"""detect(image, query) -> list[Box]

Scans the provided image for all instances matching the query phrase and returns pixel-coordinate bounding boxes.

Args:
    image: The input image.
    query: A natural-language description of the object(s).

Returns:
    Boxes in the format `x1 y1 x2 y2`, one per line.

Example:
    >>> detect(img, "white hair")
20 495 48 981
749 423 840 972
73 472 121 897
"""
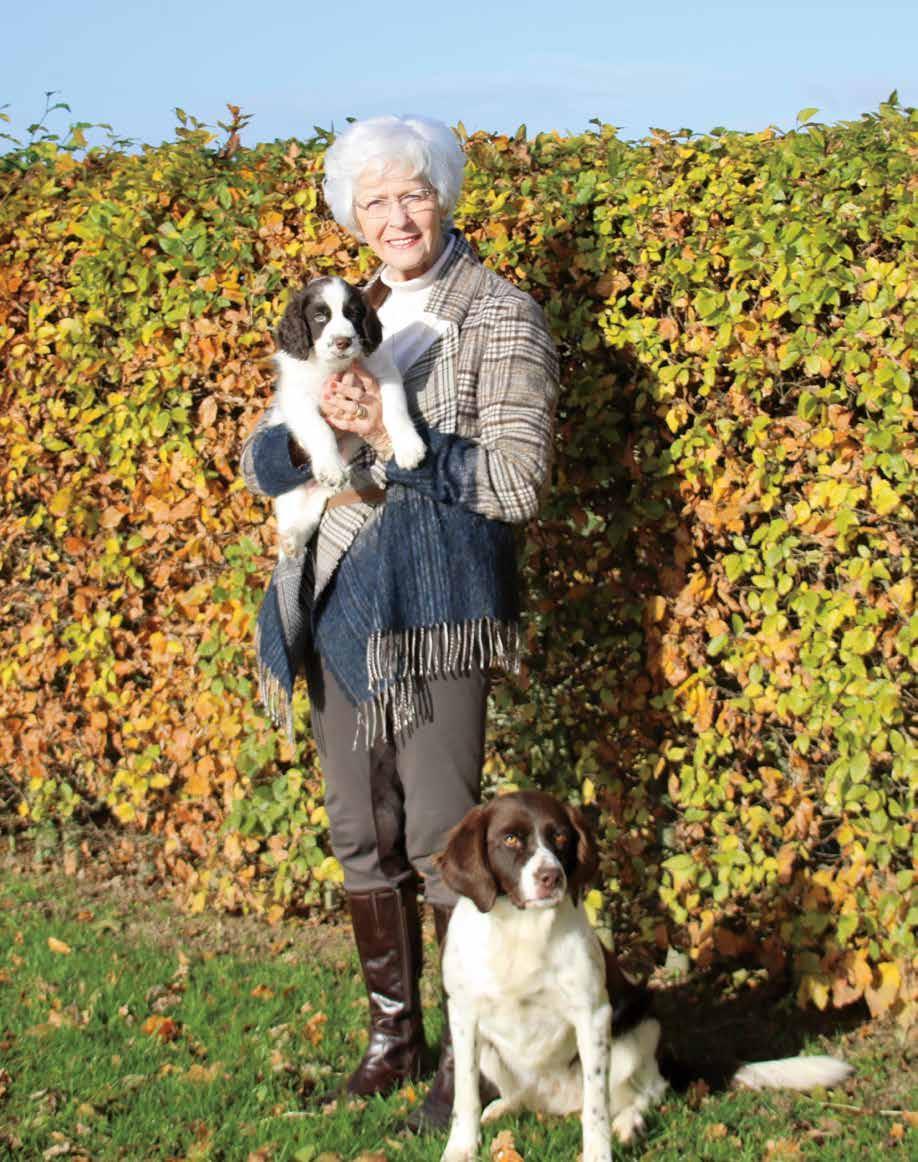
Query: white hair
322 114 466 240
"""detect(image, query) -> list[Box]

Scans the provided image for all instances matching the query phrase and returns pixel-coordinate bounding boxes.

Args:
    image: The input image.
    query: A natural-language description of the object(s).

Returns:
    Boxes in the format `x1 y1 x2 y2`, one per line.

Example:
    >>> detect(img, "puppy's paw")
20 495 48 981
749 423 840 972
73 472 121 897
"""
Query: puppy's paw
312 455 348 490
391 428 426 470
278 531 306 559
611 1105 645 1145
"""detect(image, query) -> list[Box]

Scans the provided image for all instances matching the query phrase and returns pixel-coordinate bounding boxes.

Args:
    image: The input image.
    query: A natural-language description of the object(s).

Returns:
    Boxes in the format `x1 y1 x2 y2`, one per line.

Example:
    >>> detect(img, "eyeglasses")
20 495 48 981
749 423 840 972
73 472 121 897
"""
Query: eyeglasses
353 188 438 221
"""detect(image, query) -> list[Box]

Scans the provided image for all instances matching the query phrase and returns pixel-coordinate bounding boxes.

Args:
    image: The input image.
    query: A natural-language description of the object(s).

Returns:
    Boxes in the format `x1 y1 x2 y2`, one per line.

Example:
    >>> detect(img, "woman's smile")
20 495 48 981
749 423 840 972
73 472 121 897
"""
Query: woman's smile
353 167 445 281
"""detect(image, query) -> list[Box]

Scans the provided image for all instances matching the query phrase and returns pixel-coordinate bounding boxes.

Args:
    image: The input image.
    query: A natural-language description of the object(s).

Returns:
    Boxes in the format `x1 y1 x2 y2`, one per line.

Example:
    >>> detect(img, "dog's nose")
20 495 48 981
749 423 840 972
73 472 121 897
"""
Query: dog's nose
536 866 562 892
333 336 352 351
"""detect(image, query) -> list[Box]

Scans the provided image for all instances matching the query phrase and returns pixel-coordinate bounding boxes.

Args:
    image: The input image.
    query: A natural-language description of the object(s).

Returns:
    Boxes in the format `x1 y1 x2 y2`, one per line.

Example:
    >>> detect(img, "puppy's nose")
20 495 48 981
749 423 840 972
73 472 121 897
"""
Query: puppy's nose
536 866 562 891
333 336 352 351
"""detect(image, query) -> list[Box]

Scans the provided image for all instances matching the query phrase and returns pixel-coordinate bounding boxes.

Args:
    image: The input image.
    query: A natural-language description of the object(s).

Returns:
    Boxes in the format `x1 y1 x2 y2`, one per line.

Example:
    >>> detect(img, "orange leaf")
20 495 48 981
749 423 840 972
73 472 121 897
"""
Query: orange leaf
142 1015 181 1041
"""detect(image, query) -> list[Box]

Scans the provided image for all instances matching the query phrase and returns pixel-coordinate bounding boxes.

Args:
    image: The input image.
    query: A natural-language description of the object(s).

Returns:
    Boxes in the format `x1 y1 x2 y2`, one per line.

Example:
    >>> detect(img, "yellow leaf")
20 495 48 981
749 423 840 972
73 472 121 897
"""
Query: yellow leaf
48 488 73 516
646 595 667 623
47 937 71 955
865 961 901 1017
584 889 603 927
871 477 900 516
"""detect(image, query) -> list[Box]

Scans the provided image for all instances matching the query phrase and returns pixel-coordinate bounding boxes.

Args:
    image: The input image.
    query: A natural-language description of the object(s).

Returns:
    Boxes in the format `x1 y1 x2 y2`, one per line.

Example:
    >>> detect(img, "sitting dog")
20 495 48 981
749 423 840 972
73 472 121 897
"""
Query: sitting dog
268 276 425 558
438 790 852 1162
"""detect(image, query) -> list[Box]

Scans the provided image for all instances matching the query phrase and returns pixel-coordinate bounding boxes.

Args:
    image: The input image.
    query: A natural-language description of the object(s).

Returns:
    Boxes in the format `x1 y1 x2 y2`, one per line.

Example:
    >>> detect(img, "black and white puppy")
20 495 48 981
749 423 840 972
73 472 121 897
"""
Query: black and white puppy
438 791 852 1162
269 276 425 557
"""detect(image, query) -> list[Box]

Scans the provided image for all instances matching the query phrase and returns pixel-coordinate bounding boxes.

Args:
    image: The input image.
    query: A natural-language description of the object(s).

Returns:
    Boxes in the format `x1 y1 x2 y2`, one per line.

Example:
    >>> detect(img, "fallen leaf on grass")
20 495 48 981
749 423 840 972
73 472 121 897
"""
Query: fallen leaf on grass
705 1123 728 1140
185 1062 223 1084
0 1069 10 1098
490 1129 524 1161
304 1012 328 1046
141 1015 181 1042
686 1078 710 1107
763 1140 803 1159
42 1142 72 1158
47 937 71 955
251 984 275 999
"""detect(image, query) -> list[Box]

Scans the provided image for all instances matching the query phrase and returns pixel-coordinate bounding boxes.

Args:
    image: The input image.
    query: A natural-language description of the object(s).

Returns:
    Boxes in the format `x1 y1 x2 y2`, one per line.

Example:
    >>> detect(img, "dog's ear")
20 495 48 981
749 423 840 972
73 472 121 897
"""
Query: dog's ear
436 805 498 913
277 287 314 359
357 293 383 355
563 802 599 901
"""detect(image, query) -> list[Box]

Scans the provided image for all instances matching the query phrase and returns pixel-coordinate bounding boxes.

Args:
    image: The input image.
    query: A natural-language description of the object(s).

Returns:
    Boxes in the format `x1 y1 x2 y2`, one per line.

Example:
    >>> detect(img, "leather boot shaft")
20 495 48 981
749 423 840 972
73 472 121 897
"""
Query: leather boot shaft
406 902 457 1130
346 881 426 1097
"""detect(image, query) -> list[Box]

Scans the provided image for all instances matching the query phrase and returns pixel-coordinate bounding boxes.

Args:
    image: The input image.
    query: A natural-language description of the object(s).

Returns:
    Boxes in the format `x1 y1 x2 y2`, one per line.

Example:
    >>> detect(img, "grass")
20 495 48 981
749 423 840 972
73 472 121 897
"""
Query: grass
0 851 913 1161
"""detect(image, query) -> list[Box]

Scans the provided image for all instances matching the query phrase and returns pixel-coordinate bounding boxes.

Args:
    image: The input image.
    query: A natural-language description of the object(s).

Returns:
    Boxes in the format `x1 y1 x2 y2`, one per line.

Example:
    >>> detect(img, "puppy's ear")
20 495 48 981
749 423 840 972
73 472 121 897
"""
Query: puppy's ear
357 294 383 355
277 287 314 359
436 805 498 913
563 802 599 901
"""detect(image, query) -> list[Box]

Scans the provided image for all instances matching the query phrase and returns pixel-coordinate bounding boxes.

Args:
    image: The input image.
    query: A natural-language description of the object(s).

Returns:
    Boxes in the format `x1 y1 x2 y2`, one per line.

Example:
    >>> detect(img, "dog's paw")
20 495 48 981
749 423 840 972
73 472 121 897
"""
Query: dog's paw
481 1097 515 1125
440 1143 477 1162
278 531 306 559
391 429 426 470
611 1106 646 1145
312 456 348 489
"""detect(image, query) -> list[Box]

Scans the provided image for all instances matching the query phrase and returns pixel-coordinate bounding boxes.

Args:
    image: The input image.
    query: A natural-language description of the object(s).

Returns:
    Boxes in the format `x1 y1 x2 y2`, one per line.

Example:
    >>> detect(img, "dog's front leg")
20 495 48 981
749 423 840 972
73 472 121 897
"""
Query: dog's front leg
278 383 348 489
371 352 426 470
440 995 481 1162
573 1000 613 1162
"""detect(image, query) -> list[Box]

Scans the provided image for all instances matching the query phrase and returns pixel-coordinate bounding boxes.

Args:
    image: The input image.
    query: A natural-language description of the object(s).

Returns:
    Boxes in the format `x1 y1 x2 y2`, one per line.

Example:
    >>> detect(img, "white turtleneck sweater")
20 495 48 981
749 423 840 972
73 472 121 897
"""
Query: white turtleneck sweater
376 233 455 377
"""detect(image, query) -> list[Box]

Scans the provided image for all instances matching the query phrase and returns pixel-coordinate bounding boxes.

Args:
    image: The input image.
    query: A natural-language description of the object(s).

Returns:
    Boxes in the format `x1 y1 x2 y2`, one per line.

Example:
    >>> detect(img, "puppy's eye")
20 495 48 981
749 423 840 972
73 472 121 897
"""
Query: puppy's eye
313 311 329 322
554 832 570 848
503 833 522 849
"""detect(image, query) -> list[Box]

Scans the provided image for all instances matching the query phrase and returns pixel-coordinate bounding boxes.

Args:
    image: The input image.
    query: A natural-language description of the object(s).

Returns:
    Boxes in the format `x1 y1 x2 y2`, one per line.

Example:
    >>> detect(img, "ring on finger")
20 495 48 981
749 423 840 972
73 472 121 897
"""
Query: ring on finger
355 403 368 420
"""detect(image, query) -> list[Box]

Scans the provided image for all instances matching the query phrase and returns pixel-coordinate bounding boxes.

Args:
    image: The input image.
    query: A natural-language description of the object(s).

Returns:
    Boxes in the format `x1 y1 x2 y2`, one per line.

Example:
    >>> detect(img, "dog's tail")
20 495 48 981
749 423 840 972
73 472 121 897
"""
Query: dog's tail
732 1055 853 1091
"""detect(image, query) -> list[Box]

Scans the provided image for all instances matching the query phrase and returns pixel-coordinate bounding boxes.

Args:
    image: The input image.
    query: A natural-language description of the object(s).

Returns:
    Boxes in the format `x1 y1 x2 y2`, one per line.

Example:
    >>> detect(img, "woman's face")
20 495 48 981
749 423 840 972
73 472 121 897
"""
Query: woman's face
353 166 446 282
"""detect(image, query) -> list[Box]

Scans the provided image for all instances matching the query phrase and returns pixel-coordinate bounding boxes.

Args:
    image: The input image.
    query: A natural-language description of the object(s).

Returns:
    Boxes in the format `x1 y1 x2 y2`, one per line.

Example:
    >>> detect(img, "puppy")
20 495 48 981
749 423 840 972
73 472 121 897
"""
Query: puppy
437 791 852 1162
268 276 425 557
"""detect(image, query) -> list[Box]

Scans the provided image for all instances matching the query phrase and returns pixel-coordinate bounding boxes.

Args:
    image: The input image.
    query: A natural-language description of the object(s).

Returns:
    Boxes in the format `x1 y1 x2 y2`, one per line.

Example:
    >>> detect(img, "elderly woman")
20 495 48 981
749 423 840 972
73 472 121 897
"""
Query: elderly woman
240 114 558 1128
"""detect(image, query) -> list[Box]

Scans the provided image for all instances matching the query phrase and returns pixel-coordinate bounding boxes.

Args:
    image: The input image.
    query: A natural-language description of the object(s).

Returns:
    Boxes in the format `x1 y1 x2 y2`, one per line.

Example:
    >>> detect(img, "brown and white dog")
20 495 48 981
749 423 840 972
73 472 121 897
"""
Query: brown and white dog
268 276 425 557
437 791 852 1162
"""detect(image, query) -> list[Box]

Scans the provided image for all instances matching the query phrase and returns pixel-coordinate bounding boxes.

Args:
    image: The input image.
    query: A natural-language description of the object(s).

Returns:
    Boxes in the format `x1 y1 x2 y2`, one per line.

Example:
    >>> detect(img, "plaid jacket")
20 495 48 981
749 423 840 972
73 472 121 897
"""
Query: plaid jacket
240 230 559 602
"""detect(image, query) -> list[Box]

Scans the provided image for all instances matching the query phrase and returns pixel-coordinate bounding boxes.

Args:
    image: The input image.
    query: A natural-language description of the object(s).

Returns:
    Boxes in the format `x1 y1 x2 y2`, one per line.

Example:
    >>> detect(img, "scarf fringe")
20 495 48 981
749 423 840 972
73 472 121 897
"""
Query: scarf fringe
255 623 296 747
358 617 520 747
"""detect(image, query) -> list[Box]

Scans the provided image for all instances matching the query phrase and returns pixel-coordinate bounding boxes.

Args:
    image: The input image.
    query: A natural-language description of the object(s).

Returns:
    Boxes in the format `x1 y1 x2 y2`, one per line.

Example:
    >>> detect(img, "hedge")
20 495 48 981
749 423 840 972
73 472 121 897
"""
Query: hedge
0 100 914 1015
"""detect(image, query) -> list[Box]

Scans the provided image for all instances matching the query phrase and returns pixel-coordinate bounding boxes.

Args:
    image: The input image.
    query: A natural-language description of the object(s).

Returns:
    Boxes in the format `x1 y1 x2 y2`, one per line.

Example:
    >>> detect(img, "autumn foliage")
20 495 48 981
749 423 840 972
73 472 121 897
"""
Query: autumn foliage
0 102 914 1015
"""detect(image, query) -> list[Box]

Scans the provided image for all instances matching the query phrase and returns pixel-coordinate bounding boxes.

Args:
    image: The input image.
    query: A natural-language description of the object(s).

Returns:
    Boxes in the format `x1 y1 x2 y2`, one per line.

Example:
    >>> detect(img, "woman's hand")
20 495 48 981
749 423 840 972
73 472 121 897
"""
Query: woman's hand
321 362 393 460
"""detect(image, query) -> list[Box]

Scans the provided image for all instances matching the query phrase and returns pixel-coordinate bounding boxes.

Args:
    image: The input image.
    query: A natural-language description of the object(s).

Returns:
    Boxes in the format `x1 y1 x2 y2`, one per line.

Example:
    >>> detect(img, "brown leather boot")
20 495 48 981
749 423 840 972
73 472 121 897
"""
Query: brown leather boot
345 881 426 1097
406 904 458 1131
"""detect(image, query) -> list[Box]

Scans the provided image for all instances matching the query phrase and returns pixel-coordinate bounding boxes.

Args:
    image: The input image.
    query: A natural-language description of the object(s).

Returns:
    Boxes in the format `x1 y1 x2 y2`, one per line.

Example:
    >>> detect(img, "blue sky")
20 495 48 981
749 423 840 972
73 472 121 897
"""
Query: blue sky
3 0 915 150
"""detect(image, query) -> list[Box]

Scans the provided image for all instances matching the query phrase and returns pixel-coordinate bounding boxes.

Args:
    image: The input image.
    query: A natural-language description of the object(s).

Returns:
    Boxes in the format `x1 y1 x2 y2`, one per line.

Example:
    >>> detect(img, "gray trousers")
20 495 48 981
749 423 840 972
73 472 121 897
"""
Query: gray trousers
306 653 488 907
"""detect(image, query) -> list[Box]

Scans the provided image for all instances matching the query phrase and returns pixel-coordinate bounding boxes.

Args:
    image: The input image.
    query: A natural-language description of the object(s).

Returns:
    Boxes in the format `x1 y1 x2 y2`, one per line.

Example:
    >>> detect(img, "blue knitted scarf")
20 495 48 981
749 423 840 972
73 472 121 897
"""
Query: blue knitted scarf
255 472 521 745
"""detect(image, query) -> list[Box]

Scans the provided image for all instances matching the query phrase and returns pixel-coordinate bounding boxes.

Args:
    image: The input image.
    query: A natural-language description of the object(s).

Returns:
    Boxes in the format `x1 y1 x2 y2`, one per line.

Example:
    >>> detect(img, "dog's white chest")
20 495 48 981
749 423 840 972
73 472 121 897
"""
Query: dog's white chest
478 990 578 1068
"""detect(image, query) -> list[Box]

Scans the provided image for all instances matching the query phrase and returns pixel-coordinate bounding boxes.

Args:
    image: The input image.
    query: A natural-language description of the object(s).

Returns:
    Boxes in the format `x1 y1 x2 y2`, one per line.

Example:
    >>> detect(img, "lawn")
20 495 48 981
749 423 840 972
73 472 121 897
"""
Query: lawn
0 845 913 1161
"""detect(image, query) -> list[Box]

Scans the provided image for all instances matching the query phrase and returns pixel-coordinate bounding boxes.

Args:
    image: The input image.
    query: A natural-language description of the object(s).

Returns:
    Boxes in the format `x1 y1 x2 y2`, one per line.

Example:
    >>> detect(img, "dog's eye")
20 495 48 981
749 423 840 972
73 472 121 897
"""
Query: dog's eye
554 832 570 848
503 833 523 849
